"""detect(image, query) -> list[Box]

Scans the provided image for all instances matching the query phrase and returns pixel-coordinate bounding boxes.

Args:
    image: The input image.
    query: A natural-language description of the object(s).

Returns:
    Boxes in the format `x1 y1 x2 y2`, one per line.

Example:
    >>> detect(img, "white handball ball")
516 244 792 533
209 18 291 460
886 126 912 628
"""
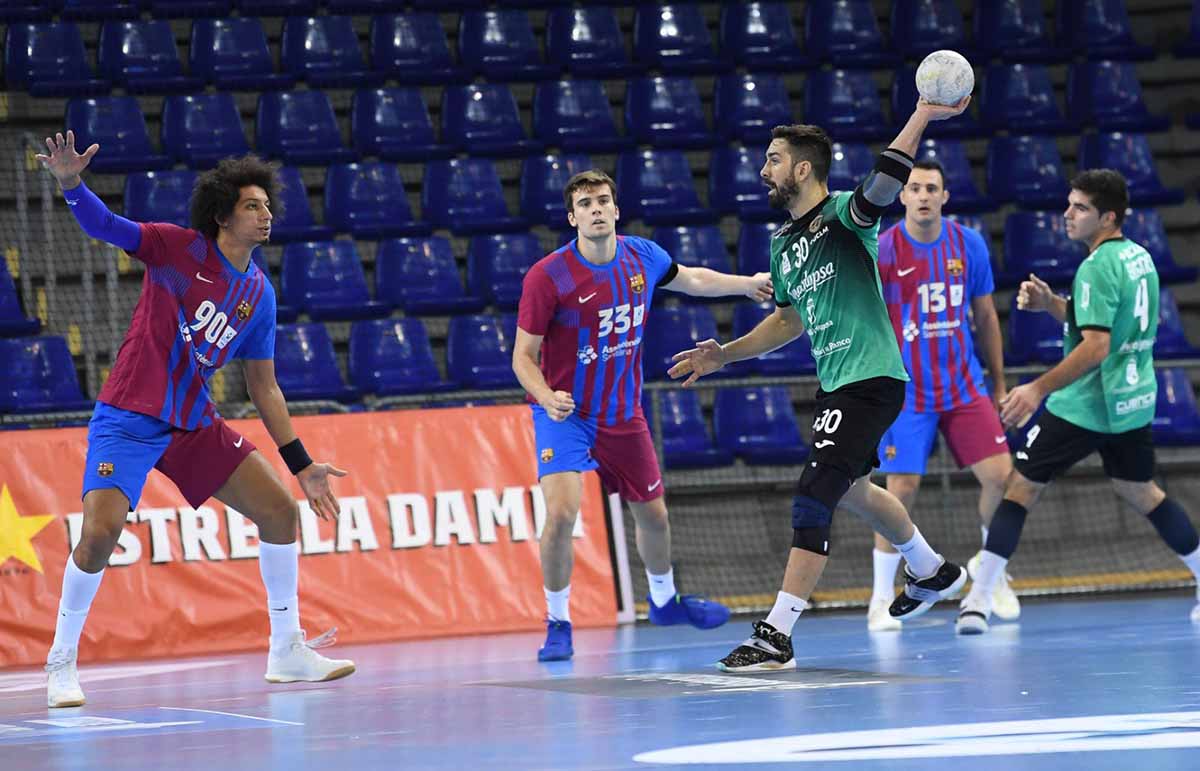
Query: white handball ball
915 49 974 106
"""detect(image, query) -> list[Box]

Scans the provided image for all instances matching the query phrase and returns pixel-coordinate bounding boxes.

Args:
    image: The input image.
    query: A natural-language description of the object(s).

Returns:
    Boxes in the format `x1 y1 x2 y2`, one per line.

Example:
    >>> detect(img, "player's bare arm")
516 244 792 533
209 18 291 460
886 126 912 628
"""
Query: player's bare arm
662 264 773 302
889 97 972 158
1018 273 1069 322
668 304 805 387
1000 328 1110 428
512 328 575 421
970 294 1008 405
244 358 347 520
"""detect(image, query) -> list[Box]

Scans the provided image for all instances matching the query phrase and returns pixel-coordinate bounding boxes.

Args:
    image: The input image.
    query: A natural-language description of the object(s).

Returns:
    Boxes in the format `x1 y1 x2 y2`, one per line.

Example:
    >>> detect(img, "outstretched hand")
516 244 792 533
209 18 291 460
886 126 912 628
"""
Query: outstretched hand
34 130 98 189
297 462 349 521
915 95 971 122
668 339 726 388
745 272 774 303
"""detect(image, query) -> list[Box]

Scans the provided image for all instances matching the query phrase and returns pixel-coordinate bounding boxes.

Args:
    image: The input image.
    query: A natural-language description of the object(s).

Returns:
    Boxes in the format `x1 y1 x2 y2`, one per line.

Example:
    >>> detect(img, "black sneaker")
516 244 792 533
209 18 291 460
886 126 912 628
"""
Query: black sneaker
889 559 967 621
716 621 795 672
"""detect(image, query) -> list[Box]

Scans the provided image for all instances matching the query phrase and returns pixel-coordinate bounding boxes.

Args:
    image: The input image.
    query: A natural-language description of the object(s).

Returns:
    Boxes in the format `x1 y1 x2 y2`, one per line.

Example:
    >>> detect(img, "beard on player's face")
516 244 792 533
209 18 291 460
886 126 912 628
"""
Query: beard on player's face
766 175 800 209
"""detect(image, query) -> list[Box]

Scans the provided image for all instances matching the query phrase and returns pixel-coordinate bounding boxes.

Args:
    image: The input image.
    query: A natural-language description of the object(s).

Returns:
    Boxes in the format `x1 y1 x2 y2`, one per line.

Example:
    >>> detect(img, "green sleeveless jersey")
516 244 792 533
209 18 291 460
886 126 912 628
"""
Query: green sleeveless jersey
1046 237 1159 433
769 192 909 392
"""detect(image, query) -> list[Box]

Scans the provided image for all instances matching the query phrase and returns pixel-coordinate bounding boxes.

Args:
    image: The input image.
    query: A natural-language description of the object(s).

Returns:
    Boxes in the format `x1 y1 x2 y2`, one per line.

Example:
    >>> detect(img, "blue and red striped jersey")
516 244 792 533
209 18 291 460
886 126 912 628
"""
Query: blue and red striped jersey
877 219 995 412
517 235 675 426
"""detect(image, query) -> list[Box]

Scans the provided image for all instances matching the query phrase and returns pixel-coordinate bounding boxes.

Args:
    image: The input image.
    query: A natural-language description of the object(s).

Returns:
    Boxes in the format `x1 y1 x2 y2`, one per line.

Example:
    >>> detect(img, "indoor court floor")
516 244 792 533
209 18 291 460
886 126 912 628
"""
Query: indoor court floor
2 592 1200 770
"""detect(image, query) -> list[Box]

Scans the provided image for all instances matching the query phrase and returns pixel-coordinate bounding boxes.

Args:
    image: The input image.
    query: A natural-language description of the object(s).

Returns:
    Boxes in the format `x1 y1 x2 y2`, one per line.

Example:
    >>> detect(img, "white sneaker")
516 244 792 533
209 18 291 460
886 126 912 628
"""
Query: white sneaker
867 597 902 631
1191 601 1200 624
264 629 356 684
46 648 85 708
969 551 1020 621
955 592 991 636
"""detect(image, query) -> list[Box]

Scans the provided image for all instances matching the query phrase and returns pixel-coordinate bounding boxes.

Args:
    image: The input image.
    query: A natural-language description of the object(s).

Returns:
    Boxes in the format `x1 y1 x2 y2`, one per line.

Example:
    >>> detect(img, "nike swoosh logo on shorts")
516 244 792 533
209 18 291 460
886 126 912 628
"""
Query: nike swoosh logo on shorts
648 479 662 492
196 272 215 284
578 292 597 303
234 436 244 448
897 267 916 277
814 440 836 449
995 436 1008 444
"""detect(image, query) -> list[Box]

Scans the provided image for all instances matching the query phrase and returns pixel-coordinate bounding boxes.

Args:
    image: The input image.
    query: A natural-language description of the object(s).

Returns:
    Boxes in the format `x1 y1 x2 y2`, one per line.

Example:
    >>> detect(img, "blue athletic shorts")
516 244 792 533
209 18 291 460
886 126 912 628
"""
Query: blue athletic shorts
531 405 664 502
82 402 173 510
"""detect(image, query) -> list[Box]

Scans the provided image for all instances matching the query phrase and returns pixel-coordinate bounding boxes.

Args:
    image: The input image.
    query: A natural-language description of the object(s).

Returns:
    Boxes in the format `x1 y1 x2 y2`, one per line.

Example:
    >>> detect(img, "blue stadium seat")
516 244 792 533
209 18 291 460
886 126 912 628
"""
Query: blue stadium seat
1078 133 1185 206
149 0 232 17
123 170 196 227
282 16 380 89
1121 209 1198 284
642 389 733 469
804 70 892 141
714 72 794 144
233 0 317 16
369 13 465 85
736 220 786 275
190 18 294 91
270 167 334 244
467 233 542 310
642 305 720 381
948 214 986 234
651 225 734 275
326 0 406 12
447 314 519 389
546 7 638 78
1006 300 1065 366
1176 3 1200 58
973 0 1064 62
0 336 91 413
281 241 388 321
1067 60 1170 133
1001 211 1086 288
1155 288 1200 360
349 318 454 397
273 323 358 403
730 301 816 375
892 64 985 139
986 135 1069 209
720 2 811 71
1 2 56 23
422 159 527 235
5 22 110 97
915 138 993 213
827 141 874 193
714 386 809 465
323 163 430 239
520 153 594 229
351 88 451 162
1056 0 1154 60
533 80 633 154
375 236 484 315
66 97 172 173
890 0 969 59
625 76 714 149
615 149 713 226
805 0 898 68
160 93 249 169
249 250 297 323
1152 368 1200 446
62 0 139 21
256 91 356 165
981 64 1077 135
459 10 556 81
442 84 543 157
709 145 774 221
634 3 727 74
0 263 40 338
97 21 203 94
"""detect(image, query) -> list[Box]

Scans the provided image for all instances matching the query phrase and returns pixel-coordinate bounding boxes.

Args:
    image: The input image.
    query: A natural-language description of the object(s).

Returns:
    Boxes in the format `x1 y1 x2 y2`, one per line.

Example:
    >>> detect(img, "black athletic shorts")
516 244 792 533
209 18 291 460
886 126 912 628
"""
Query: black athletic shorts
810 376 907 479
1013 408 1155 484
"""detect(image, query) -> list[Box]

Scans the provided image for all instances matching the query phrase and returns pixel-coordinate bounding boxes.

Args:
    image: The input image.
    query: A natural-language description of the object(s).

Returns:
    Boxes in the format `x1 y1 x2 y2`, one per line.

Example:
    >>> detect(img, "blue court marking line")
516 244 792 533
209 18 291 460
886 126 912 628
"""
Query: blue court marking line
158 707 303 726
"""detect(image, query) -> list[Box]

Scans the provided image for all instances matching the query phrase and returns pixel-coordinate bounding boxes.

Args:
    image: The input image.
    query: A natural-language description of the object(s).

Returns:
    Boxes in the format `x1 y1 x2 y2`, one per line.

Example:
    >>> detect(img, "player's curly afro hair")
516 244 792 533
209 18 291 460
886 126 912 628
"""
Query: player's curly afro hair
190 155 283 240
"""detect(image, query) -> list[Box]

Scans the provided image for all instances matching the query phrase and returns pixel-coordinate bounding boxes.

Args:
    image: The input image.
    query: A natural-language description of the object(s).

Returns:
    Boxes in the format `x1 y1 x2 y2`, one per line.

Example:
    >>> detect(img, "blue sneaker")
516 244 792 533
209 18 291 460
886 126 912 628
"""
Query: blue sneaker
537 618 573 661
647 594 730 630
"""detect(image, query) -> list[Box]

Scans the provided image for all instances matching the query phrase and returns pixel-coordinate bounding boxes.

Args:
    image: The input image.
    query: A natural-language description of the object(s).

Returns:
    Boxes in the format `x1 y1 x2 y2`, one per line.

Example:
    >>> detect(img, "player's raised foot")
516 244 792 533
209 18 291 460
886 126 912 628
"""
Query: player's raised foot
716 621 795 673
956 594 991 635
867 597 902 632
265 629 355 683
889 559 967 621
648 593 730 630
46 648 85 708
968 551 1021 621
537 618 573 662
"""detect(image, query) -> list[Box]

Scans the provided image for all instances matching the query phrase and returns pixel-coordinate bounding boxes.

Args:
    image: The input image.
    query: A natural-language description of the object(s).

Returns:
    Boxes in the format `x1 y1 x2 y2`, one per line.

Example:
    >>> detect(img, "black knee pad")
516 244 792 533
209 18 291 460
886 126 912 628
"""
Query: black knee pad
791 462 853 529
792 526 831 556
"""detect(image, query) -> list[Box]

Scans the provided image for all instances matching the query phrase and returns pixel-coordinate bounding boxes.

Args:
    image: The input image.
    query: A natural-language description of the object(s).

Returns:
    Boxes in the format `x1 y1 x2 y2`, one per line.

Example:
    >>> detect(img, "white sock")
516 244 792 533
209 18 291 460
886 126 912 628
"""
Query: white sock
258 541 301 647
973 550 1008 596
871 549 902 604
980 525 989 548
647 567 676 608
764 591 807 636
50 554 105 656
894 526 942 578
545 585 570 622
1180 544 1200 594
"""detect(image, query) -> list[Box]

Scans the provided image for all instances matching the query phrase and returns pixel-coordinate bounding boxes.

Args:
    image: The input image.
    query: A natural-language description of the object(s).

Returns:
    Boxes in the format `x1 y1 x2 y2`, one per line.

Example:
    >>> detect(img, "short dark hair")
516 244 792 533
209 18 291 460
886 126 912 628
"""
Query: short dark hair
563 169 617 212
190 155 282 240
1070 169 1128 226
770 124 832 183
910 159 947 189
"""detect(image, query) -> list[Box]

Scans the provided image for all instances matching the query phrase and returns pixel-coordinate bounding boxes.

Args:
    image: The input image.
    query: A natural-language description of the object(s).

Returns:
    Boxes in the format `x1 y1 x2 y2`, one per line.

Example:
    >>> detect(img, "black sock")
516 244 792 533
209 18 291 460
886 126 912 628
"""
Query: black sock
985 499 1028 559
1147 497 1200 556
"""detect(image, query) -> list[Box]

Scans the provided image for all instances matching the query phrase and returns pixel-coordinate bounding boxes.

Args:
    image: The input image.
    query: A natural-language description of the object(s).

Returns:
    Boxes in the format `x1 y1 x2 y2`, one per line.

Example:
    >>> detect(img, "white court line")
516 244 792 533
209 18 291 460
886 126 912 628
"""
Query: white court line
158 707 303 726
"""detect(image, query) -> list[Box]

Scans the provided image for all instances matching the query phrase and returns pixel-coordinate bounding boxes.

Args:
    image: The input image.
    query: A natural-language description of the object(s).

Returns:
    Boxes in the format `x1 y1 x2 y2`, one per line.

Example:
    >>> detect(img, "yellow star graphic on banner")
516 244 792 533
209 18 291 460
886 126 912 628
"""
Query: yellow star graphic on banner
0 483 55 573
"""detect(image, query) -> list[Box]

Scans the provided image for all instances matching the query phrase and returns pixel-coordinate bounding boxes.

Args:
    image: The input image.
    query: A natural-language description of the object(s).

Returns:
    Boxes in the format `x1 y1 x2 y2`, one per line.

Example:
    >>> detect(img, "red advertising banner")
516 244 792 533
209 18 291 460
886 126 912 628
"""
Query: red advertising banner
0 406 616 668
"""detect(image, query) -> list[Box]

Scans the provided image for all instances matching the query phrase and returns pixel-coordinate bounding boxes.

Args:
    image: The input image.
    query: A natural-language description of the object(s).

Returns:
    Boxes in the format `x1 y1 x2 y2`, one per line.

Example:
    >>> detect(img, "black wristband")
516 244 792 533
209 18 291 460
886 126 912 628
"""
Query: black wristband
279 438 313 475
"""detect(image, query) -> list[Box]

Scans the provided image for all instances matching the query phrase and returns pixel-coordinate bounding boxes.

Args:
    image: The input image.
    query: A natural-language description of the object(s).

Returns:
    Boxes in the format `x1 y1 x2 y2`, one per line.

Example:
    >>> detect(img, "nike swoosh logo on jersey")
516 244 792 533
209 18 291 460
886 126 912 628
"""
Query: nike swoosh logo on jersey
1016 451 1029 460
897 267 916 277
196 272 215 284
814 440 836 449
234 436 244 448
578 292 597 303
648 479 662 492
995 436 1008 444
